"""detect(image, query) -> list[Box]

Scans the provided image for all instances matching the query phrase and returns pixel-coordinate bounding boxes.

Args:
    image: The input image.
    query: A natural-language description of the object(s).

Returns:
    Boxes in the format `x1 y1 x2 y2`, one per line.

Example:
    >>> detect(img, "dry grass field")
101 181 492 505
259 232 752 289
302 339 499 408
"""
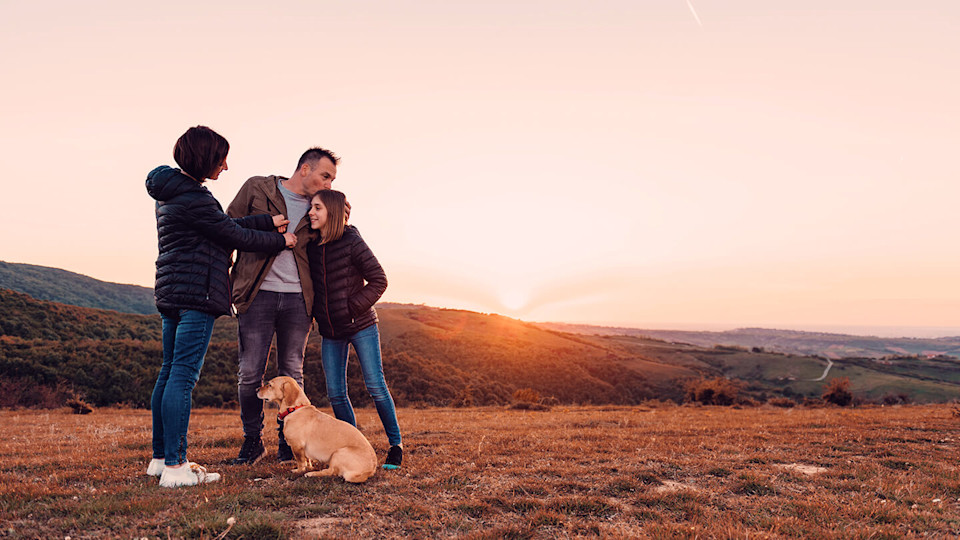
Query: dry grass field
1 404 958 539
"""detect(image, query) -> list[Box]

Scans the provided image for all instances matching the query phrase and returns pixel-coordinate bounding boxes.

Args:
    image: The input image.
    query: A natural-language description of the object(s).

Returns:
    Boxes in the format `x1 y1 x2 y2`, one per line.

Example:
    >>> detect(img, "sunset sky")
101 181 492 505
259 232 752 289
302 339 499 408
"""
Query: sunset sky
1 1 958 336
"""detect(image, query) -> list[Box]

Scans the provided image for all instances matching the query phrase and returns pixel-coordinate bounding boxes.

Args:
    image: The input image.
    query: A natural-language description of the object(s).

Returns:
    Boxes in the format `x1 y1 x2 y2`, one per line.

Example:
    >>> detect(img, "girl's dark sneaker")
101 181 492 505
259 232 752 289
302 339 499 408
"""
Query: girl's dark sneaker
383 445 402 470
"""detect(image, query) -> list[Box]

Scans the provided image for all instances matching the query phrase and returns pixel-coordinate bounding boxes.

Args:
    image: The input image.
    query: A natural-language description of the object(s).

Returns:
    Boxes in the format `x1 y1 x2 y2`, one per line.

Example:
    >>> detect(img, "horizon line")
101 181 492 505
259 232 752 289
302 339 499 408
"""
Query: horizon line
4 260 959 340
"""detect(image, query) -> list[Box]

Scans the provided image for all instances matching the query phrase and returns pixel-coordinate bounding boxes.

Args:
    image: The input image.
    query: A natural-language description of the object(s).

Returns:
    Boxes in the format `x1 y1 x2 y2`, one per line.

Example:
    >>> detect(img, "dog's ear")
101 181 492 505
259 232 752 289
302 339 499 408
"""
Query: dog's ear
280 380 290 400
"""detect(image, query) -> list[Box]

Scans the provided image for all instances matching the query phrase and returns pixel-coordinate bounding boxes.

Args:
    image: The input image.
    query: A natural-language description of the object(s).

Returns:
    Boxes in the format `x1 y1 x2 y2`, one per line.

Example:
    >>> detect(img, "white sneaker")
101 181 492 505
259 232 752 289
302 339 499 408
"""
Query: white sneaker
159 463 221 488
146 458 165 477
147 459 199 477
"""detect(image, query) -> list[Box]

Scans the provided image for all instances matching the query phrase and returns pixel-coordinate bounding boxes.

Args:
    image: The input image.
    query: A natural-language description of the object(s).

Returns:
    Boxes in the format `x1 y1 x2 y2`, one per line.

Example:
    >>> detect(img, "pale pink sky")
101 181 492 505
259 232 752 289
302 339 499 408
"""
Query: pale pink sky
1 1 959 335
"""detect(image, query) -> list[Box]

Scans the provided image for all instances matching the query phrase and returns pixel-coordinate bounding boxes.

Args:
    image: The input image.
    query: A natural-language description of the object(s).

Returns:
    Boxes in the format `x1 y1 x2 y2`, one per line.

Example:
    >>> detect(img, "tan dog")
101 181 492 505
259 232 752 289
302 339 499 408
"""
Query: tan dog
256 376 377 483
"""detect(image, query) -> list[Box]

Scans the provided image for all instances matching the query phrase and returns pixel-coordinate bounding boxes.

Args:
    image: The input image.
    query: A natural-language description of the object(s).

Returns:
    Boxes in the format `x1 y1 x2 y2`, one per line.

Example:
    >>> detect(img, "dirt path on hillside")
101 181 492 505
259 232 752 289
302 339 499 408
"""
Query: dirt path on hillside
811 357 834 381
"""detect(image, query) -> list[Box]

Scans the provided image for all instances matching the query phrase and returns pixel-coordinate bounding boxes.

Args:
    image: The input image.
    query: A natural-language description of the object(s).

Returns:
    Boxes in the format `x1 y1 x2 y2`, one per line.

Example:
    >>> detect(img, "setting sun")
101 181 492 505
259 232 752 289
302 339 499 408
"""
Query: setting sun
497 285 531 313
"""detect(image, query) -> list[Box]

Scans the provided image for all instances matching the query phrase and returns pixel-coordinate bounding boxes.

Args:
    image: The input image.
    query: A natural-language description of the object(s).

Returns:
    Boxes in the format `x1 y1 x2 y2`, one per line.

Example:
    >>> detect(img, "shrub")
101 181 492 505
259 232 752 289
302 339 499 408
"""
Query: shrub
685 377 741 406
822 377 853 407
509 401 550 411
66 397 93 414
541 396 560 406
802 397 824 407
0 377 72 408
513 388 541 404
714 345 748 352
509 387 551 410
734 396 760 407
881 392 910 405
767 397 796 408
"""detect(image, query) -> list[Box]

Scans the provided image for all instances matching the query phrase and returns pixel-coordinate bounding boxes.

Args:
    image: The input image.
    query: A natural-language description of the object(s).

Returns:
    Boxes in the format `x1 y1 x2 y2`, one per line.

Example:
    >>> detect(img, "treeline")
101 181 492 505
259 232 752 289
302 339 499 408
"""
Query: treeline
0 335 677 409
0 288 238 343
0 291 687 408
0 289 161 341
0 290 682 407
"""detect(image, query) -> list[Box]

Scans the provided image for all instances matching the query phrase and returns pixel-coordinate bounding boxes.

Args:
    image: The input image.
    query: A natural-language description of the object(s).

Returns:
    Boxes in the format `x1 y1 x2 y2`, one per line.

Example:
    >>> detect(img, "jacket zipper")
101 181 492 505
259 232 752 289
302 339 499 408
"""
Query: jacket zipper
241 190 285 306
322 244 335 337
244 260 271 305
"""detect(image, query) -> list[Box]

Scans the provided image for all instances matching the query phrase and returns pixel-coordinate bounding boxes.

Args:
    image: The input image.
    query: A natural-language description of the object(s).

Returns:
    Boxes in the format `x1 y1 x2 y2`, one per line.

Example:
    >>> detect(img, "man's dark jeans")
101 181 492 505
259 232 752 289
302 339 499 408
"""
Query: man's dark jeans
237 291 312 438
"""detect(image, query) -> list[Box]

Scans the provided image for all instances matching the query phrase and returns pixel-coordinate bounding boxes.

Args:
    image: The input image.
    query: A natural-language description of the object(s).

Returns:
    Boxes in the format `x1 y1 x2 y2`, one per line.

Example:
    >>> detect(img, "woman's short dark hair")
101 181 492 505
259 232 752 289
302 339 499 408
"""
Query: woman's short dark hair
173 126 229 181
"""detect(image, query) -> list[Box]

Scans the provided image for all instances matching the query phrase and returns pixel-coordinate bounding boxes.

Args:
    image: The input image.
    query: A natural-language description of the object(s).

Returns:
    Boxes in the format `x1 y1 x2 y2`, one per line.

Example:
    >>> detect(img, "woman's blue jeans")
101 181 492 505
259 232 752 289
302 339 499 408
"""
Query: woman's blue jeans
321 323 402 446
151 309 216 466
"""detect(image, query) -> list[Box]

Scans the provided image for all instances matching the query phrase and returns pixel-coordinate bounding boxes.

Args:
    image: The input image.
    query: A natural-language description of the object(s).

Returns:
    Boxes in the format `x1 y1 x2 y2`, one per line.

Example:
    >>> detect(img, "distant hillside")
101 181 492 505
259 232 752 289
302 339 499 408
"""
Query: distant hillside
376 305 694 405
556 331 960 404
3 289 960 408
0 290 695 408
0 261 156 314
537 323 960 360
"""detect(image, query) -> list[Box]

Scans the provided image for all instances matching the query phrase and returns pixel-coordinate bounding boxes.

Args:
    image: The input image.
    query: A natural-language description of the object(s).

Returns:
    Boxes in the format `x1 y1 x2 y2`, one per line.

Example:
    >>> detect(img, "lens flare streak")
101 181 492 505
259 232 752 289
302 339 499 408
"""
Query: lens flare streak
686 0 703 27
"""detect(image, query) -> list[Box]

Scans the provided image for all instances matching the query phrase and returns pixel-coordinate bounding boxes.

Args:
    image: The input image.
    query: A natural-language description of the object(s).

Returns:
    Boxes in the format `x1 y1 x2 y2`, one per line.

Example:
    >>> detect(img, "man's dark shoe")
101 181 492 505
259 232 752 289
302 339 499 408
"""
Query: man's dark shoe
383 445 402 470
228 436 264 465
277 421 294 463
277 439 294 463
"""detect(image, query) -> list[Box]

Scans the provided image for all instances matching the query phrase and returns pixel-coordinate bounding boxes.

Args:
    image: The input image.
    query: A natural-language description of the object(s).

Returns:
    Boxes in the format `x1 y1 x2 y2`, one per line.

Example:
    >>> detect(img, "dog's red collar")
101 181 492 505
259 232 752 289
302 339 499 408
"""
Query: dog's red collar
277 405 306 421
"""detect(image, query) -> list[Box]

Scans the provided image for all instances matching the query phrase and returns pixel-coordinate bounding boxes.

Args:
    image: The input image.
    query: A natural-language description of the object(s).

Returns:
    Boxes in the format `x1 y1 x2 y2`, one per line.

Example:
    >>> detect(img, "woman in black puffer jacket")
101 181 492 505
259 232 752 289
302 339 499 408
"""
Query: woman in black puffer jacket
306 189 403 469
145 126 296 488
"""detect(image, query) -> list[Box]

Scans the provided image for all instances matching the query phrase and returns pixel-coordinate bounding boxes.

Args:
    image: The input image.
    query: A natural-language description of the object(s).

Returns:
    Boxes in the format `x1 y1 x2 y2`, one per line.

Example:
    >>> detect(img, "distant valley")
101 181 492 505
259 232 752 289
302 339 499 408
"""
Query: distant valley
536 323 960 361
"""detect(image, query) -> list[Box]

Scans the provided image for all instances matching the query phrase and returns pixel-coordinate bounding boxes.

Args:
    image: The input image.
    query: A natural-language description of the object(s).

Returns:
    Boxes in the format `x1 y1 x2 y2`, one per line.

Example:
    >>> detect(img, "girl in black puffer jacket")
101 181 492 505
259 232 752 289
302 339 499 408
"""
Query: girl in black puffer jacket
306 189 403 469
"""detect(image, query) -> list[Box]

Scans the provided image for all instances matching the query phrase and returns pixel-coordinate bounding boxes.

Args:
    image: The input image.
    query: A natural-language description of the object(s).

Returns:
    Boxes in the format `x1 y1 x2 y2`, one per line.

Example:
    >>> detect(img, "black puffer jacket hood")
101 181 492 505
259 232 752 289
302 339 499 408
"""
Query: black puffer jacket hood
147 165 286 316
307 225 387 338
146 165 201 202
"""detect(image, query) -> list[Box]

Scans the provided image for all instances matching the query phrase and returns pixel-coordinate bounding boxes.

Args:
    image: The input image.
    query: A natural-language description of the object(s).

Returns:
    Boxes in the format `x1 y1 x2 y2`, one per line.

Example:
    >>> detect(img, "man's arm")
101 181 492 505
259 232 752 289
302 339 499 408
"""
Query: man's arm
226 179 254 219
227 178 288 231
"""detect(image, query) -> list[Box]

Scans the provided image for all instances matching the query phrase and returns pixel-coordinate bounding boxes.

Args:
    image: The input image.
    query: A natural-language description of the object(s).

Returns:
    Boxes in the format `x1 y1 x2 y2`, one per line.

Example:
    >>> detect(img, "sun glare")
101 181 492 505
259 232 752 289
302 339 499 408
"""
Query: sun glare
497 287 530 312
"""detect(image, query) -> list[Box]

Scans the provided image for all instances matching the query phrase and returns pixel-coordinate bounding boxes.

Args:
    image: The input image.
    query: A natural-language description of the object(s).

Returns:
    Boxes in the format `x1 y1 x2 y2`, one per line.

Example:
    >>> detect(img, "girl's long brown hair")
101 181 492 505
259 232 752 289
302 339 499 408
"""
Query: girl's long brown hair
312 189 347 245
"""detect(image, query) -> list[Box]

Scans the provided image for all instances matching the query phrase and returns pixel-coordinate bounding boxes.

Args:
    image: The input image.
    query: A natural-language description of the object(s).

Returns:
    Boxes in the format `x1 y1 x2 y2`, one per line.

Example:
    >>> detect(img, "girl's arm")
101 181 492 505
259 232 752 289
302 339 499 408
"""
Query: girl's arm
348 235 388 317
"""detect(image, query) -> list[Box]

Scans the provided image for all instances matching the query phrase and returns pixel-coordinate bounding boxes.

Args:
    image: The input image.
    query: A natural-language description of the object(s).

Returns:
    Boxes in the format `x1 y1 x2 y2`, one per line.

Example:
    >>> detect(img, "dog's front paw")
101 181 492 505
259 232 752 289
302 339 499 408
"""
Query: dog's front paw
292 460 314 474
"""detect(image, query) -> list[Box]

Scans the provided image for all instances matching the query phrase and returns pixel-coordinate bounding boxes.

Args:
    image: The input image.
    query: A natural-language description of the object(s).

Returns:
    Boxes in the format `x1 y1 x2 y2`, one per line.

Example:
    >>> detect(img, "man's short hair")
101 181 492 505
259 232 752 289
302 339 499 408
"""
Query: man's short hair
173 126 229 182
296 147 340 170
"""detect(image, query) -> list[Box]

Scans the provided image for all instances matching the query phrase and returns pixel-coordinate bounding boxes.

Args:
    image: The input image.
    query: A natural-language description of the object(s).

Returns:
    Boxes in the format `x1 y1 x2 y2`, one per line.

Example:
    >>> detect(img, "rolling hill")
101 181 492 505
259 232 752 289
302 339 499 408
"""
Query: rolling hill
0 261 156 315
0 289 697 408
3 287 960 408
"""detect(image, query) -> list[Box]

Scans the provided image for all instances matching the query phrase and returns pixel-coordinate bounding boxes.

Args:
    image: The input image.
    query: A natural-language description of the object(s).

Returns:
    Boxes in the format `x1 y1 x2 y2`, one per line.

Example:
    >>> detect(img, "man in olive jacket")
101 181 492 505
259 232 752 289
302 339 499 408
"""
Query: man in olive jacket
225 147 339 464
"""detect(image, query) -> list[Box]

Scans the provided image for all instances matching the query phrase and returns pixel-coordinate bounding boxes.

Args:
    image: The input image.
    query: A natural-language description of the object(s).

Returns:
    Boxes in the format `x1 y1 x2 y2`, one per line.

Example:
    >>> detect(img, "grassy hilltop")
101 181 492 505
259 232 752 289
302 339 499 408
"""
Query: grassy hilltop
2 268 960 537
1 404 957 538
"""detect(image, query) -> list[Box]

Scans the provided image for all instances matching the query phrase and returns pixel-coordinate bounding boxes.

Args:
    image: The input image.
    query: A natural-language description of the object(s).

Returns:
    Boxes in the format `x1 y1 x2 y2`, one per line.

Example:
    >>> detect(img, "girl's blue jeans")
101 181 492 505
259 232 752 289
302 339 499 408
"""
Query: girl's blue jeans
151 309 216 466
321 323 402 446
